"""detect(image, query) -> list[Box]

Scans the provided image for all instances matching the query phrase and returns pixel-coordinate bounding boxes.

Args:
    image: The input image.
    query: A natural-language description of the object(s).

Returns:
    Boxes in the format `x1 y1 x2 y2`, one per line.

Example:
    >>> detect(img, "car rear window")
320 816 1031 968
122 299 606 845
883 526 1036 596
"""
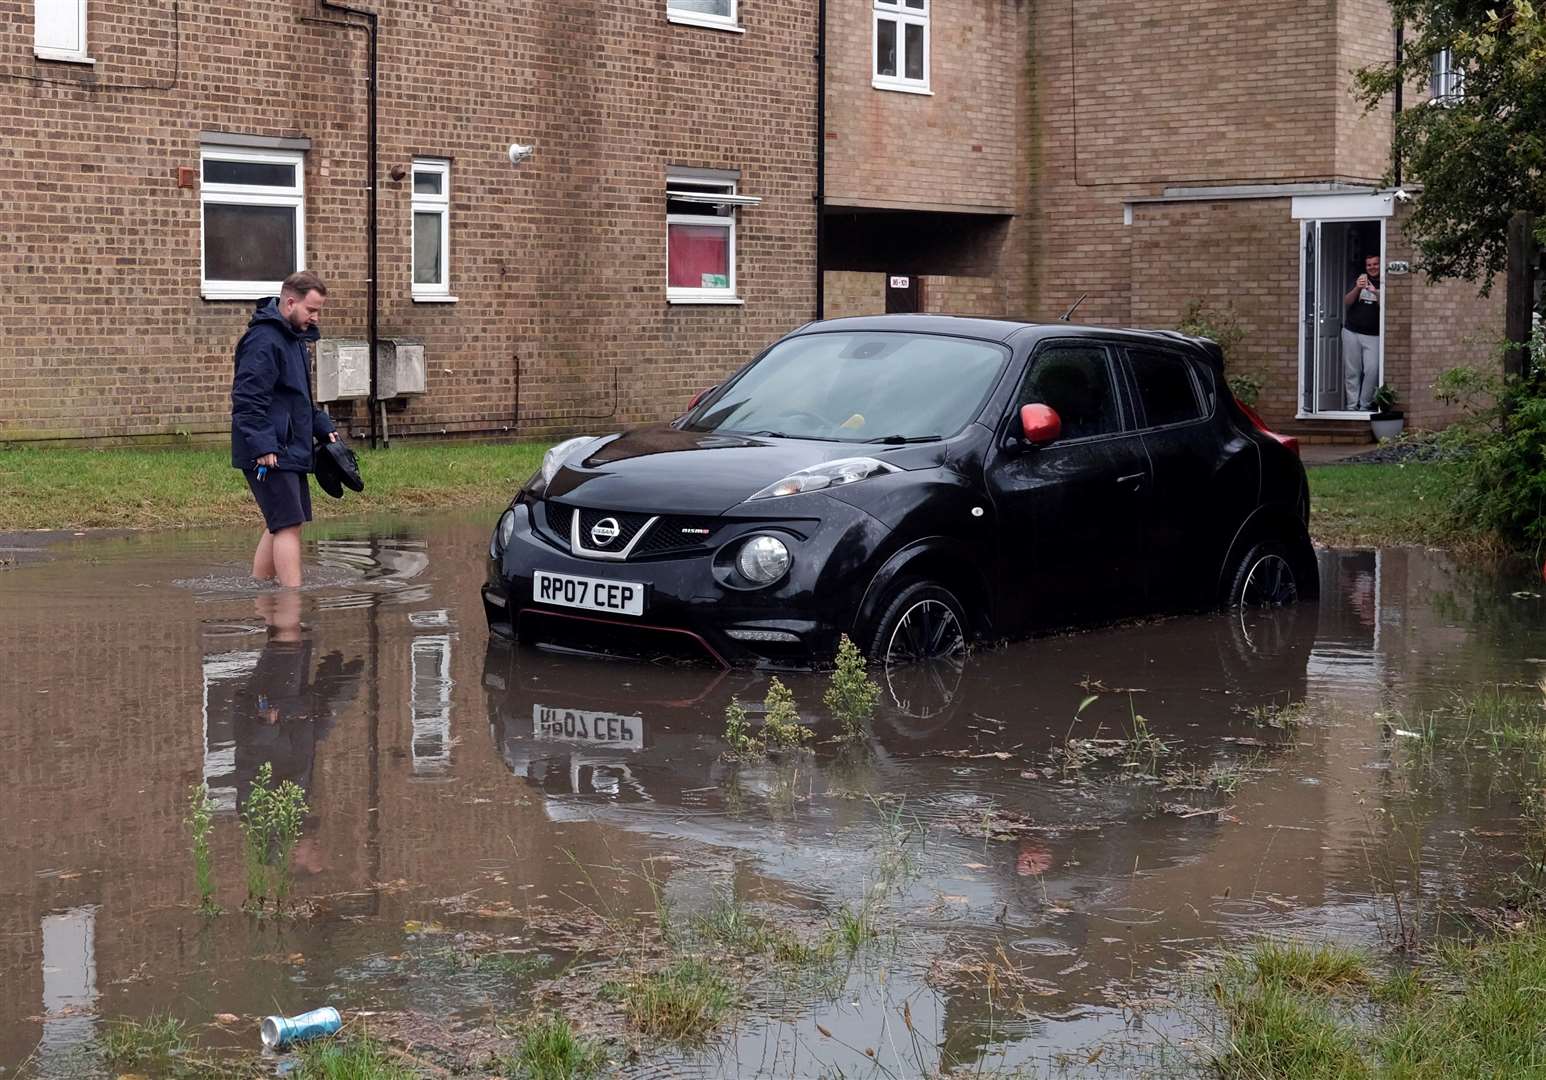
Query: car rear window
1129 350 1205 428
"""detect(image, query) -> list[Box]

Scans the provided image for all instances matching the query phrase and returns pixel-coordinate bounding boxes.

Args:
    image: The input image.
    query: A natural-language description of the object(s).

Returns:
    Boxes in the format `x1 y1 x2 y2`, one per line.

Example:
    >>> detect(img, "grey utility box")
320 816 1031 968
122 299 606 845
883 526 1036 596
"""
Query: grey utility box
378 338 427 399
316 339 371 402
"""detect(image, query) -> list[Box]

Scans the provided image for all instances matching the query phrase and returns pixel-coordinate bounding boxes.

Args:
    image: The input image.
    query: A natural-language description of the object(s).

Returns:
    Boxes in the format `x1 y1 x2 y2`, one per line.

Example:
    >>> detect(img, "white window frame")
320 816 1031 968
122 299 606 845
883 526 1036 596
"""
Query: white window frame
873 0 930 95
666 0 743 34
1431 48 1464 105
667 173 760 305
34 0 92 64
411 157 454 302
199 146 305 301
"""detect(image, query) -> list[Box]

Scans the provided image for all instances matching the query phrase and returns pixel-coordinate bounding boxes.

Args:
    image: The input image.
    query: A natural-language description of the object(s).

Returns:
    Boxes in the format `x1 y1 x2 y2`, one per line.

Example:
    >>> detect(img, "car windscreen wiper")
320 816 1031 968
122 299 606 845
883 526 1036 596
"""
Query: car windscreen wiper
862 434 943 444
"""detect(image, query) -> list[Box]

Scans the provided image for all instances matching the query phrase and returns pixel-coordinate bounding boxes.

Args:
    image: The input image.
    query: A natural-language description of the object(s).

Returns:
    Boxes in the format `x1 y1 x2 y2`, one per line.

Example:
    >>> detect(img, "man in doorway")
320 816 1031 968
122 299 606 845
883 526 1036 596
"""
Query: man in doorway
1342 254 1382 411
231 270 338 588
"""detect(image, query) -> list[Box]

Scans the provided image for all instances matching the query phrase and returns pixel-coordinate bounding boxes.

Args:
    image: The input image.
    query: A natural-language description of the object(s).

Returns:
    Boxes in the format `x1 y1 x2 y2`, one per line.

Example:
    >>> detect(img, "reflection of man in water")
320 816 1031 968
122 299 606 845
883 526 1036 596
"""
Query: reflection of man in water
1342 254 1382 411
233 593 362 875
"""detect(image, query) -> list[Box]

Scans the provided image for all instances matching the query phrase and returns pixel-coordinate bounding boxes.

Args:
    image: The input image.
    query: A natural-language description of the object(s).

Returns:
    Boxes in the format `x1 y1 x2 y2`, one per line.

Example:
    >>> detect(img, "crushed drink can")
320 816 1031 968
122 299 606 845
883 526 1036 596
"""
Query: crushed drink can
260 1006 341 1049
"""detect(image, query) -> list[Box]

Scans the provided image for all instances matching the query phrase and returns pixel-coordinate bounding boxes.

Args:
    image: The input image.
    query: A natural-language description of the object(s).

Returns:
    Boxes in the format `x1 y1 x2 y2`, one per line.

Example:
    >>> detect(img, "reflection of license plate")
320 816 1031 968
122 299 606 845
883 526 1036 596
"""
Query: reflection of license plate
533 570 645 616
533 704 644 748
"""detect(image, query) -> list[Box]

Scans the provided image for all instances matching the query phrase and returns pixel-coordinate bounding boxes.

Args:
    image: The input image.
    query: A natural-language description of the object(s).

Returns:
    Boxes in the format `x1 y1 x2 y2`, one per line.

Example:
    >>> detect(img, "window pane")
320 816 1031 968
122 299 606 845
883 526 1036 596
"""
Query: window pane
904 22 924 81
413 170 442 196
1130 352 1204 427
904 0 926 8
669 0 731 15
414 211 443 285
1020 347 1121 440
876 18 897 77
668 223 729 289
204 203 296 282
202 159 296 187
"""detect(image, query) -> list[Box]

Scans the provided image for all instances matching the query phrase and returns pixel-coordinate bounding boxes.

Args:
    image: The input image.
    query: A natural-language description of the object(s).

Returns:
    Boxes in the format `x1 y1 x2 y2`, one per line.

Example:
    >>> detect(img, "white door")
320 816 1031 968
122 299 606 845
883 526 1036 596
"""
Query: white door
1297 216 1386 417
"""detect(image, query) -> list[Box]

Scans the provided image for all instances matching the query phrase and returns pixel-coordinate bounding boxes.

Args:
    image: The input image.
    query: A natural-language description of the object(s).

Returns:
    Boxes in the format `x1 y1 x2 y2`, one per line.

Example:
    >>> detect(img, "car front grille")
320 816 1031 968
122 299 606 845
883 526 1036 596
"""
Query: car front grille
542 502 722 559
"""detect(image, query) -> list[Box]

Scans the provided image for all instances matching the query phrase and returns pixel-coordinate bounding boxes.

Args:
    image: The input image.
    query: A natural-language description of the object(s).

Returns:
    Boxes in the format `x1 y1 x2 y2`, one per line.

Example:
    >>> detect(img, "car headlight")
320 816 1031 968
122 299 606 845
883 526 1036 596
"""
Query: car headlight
491 508 519 558
736 535 790 584
748 457 898 501
533 436 597 490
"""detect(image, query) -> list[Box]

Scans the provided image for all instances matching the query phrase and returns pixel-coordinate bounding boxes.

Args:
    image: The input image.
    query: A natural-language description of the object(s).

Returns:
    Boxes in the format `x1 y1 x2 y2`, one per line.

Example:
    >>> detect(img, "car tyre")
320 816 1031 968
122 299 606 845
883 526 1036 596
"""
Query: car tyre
865 580 969 664
1225 540 1302 610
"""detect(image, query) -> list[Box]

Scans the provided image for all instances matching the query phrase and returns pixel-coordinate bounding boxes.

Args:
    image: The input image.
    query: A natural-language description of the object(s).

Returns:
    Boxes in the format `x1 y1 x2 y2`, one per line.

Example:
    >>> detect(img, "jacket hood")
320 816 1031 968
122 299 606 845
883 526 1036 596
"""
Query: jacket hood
250 298 321 343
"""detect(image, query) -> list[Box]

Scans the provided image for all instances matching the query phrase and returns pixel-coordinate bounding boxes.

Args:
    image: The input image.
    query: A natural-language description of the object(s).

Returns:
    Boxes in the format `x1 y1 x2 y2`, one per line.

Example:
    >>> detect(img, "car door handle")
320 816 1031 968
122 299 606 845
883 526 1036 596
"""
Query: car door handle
1115 472 1146 490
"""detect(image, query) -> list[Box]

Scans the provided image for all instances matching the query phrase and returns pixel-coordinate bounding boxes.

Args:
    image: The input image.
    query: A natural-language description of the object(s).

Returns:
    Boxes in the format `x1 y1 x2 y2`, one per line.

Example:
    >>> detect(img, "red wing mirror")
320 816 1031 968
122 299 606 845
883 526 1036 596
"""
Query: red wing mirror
688 385 717 411
1020 403 1062 445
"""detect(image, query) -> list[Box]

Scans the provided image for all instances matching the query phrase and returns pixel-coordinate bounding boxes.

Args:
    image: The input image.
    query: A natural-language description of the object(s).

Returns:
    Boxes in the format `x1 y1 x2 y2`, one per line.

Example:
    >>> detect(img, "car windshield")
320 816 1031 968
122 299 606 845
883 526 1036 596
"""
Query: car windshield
685 331 1010 442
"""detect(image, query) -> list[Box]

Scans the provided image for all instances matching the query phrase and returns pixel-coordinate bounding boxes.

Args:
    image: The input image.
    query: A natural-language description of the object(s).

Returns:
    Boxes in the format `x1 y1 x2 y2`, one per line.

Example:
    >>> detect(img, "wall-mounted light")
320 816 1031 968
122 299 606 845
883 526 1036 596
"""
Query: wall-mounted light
507 143 535 167
389 164 407 182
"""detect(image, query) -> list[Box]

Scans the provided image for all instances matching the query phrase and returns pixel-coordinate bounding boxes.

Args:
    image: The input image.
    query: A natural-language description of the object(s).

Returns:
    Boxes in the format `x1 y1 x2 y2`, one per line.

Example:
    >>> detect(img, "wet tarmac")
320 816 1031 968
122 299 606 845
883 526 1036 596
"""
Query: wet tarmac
3 511 1545 1076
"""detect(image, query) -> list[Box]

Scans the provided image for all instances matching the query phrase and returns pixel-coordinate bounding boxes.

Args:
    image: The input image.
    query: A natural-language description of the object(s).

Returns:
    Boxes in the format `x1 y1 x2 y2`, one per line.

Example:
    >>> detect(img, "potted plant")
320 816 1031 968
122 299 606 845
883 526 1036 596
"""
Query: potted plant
1370 384 1404 440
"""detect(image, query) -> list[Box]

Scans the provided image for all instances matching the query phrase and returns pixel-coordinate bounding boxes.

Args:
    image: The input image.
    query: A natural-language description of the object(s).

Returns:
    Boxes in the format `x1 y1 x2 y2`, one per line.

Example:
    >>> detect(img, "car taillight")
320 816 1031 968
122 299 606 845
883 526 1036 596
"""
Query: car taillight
1237 400 1299 457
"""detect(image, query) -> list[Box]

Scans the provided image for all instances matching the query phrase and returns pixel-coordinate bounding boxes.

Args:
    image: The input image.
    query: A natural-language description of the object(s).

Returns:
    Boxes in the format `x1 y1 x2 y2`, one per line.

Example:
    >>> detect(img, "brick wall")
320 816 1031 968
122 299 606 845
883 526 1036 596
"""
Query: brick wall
0 1 817 446
822 270 884 318
921 274 1006 317
1336 0 1395 184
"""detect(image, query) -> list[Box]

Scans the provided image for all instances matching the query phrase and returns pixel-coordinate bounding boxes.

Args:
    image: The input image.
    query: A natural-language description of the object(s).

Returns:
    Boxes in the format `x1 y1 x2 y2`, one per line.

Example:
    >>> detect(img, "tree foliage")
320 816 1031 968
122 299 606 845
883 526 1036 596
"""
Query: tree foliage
1355 0 1546 291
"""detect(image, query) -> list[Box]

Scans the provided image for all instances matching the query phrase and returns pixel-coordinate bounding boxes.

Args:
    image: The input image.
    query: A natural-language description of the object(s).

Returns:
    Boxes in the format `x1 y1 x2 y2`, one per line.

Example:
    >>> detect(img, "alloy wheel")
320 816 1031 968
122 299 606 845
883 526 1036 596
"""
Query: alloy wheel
885 598 966 663
1239 553 1298 608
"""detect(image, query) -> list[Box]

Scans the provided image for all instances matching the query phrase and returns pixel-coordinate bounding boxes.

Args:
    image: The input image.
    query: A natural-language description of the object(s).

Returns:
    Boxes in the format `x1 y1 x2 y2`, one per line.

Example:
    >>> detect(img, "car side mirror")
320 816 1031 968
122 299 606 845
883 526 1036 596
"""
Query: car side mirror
1019 403 1062 446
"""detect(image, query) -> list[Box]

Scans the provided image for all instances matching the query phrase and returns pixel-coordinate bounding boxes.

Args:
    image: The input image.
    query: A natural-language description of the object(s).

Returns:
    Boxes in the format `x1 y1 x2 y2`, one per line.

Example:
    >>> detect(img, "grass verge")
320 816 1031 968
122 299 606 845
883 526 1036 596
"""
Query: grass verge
1307 461 1481 551
0 441 548 530
1214 925 1546 1079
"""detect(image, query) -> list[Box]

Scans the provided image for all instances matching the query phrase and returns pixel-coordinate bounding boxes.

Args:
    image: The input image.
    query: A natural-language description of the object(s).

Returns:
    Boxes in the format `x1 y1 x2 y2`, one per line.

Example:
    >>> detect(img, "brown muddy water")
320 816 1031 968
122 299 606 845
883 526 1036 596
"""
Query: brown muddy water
3 511 1545 1077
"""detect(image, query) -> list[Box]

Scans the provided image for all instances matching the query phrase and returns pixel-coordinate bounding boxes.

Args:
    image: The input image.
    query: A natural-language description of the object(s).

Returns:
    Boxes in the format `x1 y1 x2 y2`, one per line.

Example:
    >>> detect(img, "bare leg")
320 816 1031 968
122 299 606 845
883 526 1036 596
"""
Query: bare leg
252 529 276 582
271 525 304 588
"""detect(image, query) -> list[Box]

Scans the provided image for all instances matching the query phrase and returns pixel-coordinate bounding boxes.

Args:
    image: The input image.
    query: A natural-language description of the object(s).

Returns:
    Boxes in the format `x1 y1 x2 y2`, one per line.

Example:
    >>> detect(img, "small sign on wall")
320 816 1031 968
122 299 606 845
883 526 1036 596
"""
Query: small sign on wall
1387 260 1411 275
889 276 910 289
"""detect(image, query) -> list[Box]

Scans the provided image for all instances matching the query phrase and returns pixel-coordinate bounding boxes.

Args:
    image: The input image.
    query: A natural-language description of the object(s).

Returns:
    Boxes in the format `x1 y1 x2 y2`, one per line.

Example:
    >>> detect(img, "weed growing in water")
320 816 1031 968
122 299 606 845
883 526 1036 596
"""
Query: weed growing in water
100 1013 192 1073
762 677 813 750
240 761 308 912
833 903 875 953
1241 698 1310 731
825 633 881 743
293 1033 418 1080
603 958 736 1042
496 1014 608 1080
722 697 761 760
692 894 838 970
1122 702 1170 776
186 782 221 915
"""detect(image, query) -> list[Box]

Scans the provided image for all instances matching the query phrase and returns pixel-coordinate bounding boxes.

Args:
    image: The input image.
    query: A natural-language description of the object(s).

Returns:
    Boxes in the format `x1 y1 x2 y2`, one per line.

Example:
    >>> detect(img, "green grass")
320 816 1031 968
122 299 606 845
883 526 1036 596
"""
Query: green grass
495 1014 609 1080
293 1034 418 1080
100 1013 193 1073
0 440 549 530
1307 461 1477 550
1212 925 1546 1079
602 958 736 1042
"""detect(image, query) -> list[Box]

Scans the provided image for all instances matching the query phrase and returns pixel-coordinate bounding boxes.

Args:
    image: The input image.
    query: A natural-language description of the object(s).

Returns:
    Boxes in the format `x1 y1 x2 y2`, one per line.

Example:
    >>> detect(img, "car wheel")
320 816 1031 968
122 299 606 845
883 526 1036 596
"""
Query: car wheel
867 581 969 664
1225 541 1301 610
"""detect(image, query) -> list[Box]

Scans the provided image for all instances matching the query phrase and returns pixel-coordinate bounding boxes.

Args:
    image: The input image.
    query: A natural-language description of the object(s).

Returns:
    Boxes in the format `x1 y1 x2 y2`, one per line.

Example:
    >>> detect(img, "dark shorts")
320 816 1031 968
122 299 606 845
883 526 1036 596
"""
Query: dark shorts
245 468 312 533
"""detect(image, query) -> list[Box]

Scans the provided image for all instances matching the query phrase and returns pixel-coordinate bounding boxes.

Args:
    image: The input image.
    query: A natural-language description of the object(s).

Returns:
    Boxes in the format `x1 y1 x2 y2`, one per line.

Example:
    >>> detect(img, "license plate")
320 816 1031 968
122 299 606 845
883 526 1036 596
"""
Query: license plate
533 704 644 749
533 570 645 616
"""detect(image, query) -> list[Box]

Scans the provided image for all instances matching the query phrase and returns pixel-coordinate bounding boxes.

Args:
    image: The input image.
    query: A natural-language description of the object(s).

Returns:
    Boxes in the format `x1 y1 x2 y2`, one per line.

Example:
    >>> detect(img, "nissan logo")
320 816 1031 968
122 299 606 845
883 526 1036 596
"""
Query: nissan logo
590 517 621 547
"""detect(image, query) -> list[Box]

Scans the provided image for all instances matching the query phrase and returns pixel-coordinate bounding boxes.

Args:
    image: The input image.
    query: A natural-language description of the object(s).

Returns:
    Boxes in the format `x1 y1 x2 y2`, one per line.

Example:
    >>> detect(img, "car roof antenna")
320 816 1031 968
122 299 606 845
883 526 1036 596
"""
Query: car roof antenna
1058 293 1089 323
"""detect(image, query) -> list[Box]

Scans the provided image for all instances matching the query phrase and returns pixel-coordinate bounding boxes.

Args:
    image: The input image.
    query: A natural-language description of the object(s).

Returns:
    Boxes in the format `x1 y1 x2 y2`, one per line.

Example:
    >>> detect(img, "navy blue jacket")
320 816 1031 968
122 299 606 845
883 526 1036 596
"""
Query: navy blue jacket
230 299 336 472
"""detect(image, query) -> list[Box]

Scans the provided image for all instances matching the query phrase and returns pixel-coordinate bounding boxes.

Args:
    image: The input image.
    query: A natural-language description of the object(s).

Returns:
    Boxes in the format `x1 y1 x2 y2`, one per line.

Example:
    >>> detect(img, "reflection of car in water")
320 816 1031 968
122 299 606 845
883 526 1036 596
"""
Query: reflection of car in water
483 317 1317 667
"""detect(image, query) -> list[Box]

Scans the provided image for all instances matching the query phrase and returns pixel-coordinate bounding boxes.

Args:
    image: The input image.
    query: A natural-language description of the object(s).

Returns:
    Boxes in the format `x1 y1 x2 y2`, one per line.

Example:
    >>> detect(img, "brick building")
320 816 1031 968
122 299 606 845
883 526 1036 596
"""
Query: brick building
1 0 818 446
1 0 1505 447
825 0 1503 438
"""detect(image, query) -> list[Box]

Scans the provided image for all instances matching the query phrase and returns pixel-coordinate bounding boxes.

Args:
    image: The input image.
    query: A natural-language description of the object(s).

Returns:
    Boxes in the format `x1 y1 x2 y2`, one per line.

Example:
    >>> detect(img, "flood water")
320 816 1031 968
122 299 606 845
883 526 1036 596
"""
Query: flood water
3 512 1545 1076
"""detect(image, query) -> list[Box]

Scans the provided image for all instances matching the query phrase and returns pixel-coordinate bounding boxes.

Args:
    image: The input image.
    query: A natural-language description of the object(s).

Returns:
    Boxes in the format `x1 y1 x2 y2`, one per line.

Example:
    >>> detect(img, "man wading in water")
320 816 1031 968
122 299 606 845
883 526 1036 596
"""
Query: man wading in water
230 270 338 588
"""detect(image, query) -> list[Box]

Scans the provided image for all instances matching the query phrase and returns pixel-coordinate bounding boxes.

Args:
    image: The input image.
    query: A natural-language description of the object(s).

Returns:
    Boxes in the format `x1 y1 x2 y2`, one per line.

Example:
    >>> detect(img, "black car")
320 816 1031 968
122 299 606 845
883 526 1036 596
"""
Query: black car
483 316 1317 666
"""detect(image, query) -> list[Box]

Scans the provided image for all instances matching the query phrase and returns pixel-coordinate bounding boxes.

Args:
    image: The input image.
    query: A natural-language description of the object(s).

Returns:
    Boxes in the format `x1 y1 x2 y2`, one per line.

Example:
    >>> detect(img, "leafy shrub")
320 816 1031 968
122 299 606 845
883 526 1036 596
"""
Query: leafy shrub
761 678 813 750
1178 300 1261 405
824 634 881 744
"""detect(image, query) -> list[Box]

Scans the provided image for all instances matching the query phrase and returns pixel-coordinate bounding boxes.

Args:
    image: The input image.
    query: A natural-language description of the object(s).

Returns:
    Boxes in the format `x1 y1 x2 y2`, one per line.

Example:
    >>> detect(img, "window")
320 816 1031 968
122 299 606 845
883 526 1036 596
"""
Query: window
667 172 760 304
35 0 91 63
1431 48 1464 104
412 158 452 301
1018 346 1122 441
873 0 929 94
667 0 741 32
200 147 304 300
1129 351 1206 428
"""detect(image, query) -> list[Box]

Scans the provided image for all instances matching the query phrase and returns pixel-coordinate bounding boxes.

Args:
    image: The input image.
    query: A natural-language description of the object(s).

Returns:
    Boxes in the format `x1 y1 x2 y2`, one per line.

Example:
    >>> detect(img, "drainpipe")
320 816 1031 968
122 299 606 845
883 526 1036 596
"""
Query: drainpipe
1392 22 1404 189
316 1 381 449
815 0 827 320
